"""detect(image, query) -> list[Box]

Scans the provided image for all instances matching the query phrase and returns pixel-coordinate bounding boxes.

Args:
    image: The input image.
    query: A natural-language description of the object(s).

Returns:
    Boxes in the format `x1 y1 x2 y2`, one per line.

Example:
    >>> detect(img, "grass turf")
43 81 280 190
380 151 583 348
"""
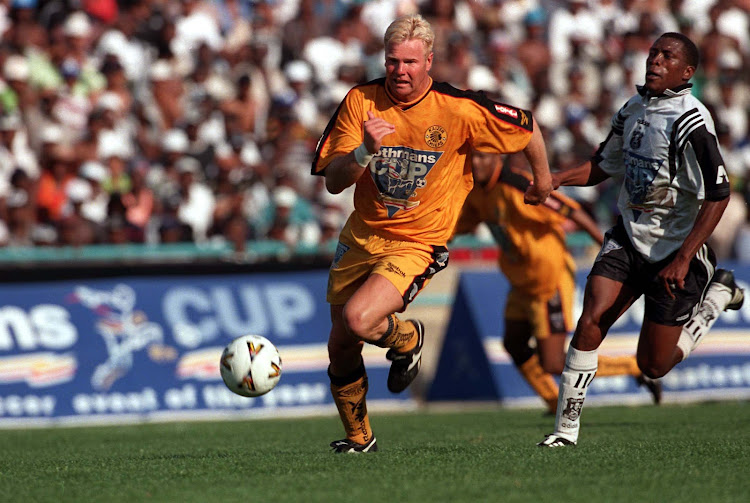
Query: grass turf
0 401 748 503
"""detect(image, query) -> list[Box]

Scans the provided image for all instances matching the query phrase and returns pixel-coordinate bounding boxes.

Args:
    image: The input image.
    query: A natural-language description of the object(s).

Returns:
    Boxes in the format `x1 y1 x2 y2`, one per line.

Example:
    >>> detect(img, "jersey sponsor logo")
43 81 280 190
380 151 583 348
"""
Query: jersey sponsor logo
424 125 447 148
629 129 644 149
623 149 664 220
370 146 443 217
519 109 529 126
494 104 518 119
716 165 729 185
384 261 406 278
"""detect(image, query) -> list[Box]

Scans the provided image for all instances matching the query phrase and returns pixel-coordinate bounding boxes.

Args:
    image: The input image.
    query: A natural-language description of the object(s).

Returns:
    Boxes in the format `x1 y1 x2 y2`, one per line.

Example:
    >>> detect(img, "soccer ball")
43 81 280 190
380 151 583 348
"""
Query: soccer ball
219 334 282 397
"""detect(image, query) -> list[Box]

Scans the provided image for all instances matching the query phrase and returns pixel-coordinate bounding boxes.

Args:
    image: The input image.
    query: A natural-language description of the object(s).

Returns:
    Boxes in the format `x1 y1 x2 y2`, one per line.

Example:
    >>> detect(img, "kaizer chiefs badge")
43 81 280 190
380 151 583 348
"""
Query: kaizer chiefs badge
425 125 447 148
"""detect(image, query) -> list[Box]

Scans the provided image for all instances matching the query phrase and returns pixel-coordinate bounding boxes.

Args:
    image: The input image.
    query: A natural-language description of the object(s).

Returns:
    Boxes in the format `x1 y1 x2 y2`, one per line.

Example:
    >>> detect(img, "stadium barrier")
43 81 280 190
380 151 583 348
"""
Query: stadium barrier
427 265 750 408
0 263 414 427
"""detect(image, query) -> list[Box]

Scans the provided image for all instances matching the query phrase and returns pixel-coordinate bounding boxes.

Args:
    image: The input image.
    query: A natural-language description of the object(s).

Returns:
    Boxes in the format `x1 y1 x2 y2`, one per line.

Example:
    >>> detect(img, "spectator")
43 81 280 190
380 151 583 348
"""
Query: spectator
516 8 551 95
174 156 215 242
58 177 96 246
276 59 319 132
121 164 154 243
1 54 34 114
0 112 39 180
171 0 223 76
709 122 749 260
548 0 603 63
36 143 75 224
57 11 105 97
97 131 131 195
267 185 320 248
3 168 36 247
94 2 151 85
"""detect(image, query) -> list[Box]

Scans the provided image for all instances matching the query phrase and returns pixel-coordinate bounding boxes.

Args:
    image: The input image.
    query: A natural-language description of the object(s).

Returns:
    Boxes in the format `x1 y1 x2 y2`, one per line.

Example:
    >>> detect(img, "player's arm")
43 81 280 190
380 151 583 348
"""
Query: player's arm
323 151 368 194
461 92 550 204
551 159 610 190
324 111 395 194
522 118 553 205
568 206 604 246
659 197 728 298
658 113 731 296
540 188 604 245
554 108 628 189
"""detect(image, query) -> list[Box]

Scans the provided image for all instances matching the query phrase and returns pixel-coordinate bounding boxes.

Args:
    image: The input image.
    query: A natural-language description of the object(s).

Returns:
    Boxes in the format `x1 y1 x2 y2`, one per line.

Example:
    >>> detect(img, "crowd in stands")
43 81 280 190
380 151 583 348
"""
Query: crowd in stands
0 0 748 261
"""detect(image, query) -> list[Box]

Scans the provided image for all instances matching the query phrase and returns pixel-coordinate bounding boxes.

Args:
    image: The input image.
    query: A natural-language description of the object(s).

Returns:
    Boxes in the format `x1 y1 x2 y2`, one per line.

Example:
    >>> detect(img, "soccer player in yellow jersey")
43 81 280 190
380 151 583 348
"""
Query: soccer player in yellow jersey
456 151 663 415
312 14 553 452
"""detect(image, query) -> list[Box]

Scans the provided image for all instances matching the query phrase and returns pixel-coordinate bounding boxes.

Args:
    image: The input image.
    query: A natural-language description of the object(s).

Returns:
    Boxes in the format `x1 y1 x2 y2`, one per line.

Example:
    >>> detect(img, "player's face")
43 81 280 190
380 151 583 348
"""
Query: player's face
385 38 433 103
471 151 500 188
644 37 695 95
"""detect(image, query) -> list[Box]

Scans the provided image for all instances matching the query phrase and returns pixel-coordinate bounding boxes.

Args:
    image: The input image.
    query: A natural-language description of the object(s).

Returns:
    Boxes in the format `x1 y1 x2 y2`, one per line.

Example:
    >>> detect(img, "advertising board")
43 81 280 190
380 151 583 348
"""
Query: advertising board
428 267 750 407
0 271 412 426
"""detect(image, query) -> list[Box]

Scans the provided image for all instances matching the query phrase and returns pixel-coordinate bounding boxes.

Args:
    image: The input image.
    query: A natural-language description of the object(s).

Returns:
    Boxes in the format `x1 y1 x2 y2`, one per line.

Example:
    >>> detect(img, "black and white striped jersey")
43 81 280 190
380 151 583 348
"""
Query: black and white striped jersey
594 83 730 262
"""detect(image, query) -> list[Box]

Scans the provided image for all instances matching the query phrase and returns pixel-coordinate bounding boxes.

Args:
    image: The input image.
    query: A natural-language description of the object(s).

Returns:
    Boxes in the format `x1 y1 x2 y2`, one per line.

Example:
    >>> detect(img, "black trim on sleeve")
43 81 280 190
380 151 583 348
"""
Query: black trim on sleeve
431 81 533 131
592 130 616 167
670 108 701 182
498 164 531 191
685 124 730 200
311 99 345 177
311 78 386 176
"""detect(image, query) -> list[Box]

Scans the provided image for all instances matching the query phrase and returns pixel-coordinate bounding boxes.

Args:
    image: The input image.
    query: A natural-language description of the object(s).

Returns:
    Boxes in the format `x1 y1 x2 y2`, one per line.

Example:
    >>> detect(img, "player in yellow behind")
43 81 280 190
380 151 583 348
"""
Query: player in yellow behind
455 151 662 414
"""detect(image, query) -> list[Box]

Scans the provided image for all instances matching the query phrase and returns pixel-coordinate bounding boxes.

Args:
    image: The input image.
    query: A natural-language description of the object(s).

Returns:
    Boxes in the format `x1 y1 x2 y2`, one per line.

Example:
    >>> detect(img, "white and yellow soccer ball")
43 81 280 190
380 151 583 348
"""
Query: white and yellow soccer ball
220 335 282 397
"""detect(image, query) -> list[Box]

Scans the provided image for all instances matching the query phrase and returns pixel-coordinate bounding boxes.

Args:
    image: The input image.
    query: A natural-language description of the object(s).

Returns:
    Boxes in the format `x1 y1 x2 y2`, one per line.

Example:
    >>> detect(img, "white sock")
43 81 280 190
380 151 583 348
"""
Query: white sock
676 281 733 360
553 346 598 443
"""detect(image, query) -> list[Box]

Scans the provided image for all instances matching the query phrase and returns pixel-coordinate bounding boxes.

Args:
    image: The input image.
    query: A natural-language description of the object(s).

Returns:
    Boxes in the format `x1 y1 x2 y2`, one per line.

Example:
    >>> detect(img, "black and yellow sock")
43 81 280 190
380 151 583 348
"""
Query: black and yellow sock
329 361 373 445
518 354 559 413
373 314 418 352
597 355 640 377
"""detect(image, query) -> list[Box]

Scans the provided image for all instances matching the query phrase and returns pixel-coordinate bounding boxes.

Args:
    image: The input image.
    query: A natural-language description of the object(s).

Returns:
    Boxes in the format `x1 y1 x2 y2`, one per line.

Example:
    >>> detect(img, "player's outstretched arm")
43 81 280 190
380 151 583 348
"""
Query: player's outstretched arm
324 150 369 194
551 159 610 189
569 206 604 246
325 111 395 194
659 196 729 296
522 119 553 205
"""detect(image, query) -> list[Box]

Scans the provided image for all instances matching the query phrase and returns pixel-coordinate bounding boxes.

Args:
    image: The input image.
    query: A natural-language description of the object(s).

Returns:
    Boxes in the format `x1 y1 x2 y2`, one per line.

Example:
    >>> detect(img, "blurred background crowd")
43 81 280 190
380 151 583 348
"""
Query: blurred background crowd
0 0 748 261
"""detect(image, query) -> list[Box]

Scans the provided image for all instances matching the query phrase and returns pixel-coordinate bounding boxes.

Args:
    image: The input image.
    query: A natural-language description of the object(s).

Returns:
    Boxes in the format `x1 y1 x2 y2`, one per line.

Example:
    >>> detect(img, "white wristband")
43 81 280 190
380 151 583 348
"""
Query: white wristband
353 143 374 167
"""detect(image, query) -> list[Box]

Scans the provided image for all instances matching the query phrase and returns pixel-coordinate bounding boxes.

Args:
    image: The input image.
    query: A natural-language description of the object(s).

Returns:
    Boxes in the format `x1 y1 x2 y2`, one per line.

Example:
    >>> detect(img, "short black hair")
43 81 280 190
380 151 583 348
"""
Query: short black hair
659 32 700 69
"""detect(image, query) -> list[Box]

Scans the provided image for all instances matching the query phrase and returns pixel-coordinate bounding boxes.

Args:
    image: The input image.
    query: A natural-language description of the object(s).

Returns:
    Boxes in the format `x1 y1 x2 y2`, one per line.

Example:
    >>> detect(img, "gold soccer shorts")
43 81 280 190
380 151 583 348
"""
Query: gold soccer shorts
327 220 448 311
505 267 575 340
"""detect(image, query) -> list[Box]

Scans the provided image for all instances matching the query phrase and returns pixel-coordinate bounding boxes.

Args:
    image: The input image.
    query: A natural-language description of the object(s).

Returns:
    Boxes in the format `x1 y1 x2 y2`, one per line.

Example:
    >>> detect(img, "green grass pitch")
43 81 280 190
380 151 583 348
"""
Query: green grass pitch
1 401 748 503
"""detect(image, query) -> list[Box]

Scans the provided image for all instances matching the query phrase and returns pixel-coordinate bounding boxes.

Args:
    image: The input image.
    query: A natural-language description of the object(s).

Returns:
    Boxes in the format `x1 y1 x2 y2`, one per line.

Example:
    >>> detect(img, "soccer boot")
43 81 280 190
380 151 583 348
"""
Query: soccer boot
537 434 576 448
330 437 378 453
711 269 745 311
636 374 663 405
385 319 424 393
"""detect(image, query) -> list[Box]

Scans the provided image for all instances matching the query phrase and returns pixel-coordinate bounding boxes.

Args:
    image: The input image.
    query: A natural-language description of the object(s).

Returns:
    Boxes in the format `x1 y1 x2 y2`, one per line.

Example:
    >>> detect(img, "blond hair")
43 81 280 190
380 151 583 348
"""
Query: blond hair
383 14 434 55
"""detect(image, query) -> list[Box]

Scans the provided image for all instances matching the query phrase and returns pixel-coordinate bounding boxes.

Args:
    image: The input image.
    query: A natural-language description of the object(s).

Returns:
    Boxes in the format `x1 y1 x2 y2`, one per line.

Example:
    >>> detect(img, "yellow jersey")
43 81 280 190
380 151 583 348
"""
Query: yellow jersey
312 78 534 246
457 164 579 296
